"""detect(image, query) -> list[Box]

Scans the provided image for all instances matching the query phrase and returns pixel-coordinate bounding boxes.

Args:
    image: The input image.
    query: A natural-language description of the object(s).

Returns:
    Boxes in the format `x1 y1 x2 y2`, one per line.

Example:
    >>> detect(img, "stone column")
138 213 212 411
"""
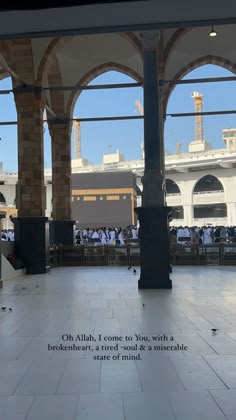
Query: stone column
49 122 74 245
135 32 172 289
227 202 236 225
183 204 193 226
13 88 49 274
0 212 6 287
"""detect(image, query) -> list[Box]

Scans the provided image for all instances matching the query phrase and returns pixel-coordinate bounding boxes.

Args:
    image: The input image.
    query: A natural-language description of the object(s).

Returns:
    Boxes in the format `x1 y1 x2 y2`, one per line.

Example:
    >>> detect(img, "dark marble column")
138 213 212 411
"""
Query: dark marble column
135 32 172 289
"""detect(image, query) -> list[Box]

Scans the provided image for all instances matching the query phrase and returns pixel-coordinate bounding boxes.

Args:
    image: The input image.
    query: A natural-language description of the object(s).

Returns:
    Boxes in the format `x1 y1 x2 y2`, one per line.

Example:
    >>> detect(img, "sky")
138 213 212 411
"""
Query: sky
0 64 236 171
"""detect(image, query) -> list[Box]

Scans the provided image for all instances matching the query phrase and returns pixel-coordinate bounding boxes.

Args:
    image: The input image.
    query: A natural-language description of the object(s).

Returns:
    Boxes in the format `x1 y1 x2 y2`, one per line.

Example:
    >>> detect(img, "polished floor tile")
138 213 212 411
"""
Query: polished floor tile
25 395 78 420
0 396 34 420
123 392 175 420
76 393 124 420
1 266 236 419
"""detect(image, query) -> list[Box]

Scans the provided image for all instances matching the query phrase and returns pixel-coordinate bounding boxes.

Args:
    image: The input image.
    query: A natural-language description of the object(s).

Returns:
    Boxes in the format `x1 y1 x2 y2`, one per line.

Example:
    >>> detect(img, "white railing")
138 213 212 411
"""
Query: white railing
193 190 224 195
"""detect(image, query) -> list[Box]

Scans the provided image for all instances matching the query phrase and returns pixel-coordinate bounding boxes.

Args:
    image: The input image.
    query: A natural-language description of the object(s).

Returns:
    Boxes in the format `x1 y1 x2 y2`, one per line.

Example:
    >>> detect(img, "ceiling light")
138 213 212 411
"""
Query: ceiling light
209 26 217 37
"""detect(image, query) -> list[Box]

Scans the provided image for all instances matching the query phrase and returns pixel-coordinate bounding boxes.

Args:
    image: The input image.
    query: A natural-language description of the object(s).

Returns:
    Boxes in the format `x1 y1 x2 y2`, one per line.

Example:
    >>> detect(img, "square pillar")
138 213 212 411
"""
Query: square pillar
135 206 172 289
137 31 172 289
13 217 49 274
50 220 75 245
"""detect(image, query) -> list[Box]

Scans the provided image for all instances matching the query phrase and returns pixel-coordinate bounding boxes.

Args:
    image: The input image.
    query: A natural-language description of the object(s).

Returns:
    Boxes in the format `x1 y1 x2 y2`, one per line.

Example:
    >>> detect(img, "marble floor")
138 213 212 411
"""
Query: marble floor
0 265 236 419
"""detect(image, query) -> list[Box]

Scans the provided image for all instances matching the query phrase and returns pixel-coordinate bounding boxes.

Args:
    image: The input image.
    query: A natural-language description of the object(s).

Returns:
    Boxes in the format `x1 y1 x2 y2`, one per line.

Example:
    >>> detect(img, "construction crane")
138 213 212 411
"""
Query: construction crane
73 119 81 159
134 100 144 158
192 92 204 142
134 99 144 116
176 142 182 154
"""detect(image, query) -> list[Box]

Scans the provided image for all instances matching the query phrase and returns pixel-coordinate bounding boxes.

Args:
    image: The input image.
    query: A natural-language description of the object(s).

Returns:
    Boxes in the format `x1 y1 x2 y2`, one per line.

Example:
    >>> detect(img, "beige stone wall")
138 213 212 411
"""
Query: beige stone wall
49 123 72 220
15 92 45 217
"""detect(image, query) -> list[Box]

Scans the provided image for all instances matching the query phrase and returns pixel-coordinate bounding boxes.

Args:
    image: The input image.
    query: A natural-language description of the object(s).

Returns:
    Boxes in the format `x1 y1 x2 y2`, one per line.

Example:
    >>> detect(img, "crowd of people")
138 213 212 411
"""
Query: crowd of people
1 229 14 241
74 226 139 245
2 225 236 247
170 225 236 246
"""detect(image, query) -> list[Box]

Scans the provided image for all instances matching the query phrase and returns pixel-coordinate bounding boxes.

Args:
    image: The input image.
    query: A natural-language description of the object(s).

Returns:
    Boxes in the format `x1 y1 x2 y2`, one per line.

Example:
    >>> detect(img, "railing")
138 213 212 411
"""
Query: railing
49 243 141 267
193 190 224 195
49 242 236 267
170 242 236 266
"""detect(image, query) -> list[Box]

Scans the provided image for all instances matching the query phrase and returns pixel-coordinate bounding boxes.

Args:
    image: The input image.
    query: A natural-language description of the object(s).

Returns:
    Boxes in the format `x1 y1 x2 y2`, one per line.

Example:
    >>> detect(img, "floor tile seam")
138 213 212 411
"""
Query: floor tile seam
11 358 36 396
207 389 229 419
98 360 102 393
163 391 178 420
53 359 70 394
121 392 128 420
73 393 81 420
225 333 236 344
201 355 230 390
22 395 37 420
166 355 188 391
134 358 144 392
195 332 222 354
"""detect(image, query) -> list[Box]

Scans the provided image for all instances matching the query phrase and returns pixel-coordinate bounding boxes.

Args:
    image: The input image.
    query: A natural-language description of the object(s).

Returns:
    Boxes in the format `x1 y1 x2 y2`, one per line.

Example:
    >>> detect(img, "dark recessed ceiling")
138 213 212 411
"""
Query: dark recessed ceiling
0 0 145 11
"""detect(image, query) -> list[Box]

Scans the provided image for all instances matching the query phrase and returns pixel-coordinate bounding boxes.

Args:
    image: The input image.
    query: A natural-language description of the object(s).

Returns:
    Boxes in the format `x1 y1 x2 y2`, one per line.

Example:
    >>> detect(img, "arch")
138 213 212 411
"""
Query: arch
66 62 143 117
0 192 6 204
37 33 143 85
37 37 74 85
163 29 190 66
172 206 184 219
166 178 181 195
136 185 142 196
193 175 224 194
163 56 236 114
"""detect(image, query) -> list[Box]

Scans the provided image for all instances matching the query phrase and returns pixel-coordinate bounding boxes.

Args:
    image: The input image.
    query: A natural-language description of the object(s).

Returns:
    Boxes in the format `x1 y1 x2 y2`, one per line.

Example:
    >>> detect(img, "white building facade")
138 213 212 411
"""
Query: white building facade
1 130 236 228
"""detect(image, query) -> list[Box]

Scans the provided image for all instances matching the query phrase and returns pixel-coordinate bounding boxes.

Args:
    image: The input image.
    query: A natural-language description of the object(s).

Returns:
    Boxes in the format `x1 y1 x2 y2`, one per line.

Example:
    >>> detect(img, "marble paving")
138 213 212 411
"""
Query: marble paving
0 265 236 419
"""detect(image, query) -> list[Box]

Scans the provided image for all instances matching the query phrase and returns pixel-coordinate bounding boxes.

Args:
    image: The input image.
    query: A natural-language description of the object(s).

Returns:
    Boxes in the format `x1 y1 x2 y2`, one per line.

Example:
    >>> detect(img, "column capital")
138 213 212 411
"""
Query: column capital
140 30 160 52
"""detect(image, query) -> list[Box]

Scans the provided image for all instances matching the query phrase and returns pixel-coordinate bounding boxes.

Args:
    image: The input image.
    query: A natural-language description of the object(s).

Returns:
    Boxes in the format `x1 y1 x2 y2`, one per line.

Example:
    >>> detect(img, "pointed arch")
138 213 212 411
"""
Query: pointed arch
163 56 236 114
37 33 143 85
66 62 142 117
166 178 181 195
0 192 6 204
193 175 224 194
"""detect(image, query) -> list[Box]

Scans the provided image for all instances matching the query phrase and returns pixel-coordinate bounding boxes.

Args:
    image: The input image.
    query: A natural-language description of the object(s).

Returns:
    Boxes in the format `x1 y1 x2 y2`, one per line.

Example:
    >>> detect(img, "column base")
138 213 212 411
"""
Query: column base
50 220 75 245
13 217 49 274
135 206 172 289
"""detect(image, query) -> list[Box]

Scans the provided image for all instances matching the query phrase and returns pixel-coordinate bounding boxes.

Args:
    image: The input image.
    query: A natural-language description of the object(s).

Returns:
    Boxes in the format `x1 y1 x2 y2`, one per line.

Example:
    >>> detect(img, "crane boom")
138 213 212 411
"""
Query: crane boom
73 119 81 159
135 99 144 115
192 92 204 142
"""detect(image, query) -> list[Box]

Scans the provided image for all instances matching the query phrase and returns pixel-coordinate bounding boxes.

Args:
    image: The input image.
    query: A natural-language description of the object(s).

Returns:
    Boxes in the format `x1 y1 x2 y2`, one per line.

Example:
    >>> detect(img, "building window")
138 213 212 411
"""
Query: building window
166 179 181 195
106 195 120 201
0 192 6 204
83 196 96 201
194 203 227 218
194 175 224 194
171 206 184 219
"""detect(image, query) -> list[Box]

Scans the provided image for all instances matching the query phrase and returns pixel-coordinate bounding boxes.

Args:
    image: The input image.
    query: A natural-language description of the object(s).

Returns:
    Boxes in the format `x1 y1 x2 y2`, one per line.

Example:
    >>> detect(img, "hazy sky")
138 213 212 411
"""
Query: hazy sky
0 64 235 171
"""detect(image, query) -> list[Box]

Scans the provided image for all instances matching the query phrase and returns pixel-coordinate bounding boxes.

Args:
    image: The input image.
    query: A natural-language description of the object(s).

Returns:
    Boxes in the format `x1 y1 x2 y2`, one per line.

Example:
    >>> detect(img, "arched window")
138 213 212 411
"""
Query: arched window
166 179 181 195
194 175 224 194
0 192 6 204
172 206 184 219
136 186 142 196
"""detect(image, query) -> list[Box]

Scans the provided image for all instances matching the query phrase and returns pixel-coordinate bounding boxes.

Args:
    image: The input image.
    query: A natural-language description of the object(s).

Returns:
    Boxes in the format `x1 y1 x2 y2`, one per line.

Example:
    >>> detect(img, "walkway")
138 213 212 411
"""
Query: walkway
0 266 236 419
